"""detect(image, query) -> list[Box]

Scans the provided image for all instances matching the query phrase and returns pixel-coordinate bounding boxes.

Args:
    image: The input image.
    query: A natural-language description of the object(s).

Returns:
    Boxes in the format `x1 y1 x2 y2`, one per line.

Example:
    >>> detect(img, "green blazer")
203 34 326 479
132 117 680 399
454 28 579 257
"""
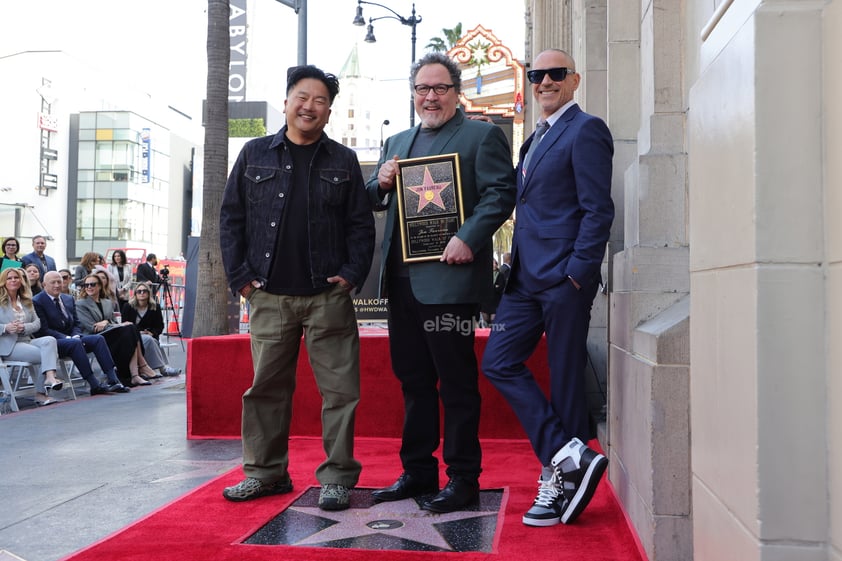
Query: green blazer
367 111 516 305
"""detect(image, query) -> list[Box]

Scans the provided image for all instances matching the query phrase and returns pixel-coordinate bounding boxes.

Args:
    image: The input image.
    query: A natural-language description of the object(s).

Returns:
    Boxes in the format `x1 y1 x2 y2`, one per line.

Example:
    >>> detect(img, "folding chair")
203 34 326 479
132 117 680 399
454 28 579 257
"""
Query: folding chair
0 359 38 412
58 359 82 400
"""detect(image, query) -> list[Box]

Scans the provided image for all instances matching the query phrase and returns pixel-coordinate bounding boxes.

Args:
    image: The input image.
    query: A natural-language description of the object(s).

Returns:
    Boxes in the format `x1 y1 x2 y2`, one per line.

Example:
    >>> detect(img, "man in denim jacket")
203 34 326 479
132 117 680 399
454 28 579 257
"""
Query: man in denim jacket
220 65 375 511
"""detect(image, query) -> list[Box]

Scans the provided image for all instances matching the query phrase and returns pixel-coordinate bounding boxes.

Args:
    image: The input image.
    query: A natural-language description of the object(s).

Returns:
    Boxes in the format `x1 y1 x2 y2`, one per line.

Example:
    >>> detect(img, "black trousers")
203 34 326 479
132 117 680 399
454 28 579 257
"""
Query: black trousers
101 324 143 385
386 277 482 481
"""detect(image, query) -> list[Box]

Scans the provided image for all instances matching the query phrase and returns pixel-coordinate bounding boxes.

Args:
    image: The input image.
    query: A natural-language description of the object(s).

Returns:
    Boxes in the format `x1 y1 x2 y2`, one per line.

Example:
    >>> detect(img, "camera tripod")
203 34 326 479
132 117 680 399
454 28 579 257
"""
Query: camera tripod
157 275 185 351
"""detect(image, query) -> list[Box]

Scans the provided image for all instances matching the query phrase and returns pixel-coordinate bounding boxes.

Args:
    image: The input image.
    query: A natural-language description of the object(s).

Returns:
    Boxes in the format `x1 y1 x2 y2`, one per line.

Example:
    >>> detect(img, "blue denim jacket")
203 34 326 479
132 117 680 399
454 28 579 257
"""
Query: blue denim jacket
220 127 375 296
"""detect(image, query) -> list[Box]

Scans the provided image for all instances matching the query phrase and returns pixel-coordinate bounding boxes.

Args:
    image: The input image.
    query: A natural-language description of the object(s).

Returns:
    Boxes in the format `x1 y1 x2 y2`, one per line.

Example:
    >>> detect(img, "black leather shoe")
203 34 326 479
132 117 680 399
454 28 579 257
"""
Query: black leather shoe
372 473 439 502
90 385 110 396
421 478 480 513
107 383 131 393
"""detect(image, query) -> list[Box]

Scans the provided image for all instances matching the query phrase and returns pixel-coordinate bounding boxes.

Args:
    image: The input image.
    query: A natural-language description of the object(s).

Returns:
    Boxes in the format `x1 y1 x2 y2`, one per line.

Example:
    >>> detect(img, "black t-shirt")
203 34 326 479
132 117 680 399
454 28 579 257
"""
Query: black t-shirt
265 137 324 296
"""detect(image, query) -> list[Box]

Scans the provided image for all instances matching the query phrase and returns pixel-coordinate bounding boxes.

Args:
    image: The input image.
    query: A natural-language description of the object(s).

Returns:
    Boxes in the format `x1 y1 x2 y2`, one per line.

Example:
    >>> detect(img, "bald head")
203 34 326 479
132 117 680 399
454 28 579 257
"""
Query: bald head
43 270 63 297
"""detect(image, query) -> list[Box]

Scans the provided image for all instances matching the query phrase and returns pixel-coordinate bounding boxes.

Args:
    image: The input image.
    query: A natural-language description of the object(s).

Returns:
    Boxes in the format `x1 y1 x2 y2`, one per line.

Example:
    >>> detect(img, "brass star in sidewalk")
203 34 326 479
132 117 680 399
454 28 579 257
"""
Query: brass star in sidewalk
245 487 503 552
291 498 497 550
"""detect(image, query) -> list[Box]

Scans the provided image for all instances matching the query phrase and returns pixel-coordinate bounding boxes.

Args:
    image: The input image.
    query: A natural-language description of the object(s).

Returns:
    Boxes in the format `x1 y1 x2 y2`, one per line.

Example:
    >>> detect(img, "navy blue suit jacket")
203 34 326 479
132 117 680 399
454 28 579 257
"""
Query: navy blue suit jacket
512 104 614 291
33 291 84 338
22 252 57 280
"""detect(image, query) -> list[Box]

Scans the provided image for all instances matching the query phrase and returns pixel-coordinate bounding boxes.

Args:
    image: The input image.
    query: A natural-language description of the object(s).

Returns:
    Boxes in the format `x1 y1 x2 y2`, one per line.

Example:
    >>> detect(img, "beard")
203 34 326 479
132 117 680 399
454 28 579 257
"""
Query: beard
418 104 456 129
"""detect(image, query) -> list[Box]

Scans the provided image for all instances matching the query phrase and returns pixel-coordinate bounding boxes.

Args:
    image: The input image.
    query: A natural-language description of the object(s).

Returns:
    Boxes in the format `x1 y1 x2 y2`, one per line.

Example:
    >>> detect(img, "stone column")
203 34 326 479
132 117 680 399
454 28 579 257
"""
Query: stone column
608 0 692 559
688 2 829 559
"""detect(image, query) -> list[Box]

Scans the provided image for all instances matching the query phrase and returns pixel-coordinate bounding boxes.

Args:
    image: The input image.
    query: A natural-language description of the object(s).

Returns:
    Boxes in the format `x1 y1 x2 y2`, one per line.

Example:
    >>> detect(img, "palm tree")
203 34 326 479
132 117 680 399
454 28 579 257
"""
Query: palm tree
193 0 232 337
425 23 463 53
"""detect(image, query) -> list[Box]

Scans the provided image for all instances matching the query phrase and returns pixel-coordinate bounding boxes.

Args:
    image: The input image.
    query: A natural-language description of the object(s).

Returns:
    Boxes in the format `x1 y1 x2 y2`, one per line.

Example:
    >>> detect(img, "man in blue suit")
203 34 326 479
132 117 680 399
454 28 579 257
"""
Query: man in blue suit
33 271 129 395
368 53 516 513
21 235 56 280
482 49 614 527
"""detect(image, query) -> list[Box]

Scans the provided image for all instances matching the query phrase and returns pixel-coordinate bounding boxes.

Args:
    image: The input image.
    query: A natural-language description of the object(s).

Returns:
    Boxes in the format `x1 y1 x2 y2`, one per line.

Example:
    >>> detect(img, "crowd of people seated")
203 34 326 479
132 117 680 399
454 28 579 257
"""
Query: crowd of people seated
1 236 183 409
76 273 159 387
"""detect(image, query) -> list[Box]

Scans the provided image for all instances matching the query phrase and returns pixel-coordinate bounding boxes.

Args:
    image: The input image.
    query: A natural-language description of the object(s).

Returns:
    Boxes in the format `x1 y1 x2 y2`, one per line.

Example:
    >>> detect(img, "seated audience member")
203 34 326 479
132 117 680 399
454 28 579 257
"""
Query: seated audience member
0 267 64 406
107 249 132 310
75 274 157 387
25 263 43 296
33 271 130 395
93 267 119 302
21 234 57 280
1 237 23 272
73 252 100 288
93 269 163 379
58 269 74 295
121 281 181 377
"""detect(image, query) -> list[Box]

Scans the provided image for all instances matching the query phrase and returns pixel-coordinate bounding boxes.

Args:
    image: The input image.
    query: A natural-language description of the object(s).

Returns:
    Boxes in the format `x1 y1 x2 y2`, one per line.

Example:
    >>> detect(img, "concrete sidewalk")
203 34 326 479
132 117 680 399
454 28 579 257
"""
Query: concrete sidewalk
0 340 243 561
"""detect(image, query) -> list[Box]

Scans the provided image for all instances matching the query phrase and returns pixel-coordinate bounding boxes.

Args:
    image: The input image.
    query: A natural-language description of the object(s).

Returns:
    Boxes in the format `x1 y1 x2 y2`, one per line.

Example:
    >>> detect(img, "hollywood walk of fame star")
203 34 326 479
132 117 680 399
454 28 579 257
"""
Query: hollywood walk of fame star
288 496 499 551
407 166 451 213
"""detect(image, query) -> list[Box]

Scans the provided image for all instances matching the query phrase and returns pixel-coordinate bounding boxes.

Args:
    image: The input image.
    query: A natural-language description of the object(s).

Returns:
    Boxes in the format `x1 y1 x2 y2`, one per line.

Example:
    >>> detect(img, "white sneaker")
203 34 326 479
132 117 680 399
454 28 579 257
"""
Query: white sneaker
522 466 566 527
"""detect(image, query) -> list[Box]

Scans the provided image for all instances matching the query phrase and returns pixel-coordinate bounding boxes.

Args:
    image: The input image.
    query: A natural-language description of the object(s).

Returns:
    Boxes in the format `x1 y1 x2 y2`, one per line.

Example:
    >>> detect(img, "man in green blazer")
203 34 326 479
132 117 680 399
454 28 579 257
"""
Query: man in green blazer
367 52 516 513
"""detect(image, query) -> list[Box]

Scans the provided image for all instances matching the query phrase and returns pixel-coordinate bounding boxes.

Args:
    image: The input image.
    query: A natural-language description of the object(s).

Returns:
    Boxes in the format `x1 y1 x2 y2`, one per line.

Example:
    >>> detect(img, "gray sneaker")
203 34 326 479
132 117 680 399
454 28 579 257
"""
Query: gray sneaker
522 467 566 527
551 437 608 524
319 483 351 511
222 477 293 502
161 366 182 376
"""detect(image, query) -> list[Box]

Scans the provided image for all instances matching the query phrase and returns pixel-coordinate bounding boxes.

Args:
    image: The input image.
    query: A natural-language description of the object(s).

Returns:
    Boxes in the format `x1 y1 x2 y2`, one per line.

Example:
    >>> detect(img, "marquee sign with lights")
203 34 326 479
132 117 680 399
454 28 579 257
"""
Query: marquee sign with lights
448 25 525 122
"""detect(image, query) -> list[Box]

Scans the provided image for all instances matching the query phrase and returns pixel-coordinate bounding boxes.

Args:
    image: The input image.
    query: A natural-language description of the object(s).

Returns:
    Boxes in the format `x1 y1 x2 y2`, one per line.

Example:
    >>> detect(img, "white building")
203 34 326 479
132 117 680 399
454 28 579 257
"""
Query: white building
0 50 201 267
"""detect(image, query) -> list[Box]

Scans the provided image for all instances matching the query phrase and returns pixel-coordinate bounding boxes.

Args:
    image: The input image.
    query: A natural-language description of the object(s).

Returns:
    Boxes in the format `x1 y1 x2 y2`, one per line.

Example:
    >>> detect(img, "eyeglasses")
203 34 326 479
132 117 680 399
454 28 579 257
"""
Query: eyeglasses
413 84 455 96
82 282 100 288
135 289 150 294
526 67 575 84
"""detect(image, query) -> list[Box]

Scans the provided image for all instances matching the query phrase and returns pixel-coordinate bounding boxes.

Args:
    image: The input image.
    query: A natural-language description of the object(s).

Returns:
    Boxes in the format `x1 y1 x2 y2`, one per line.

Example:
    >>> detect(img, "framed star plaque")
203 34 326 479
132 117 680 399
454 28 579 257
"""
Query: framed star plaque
394 153 465 263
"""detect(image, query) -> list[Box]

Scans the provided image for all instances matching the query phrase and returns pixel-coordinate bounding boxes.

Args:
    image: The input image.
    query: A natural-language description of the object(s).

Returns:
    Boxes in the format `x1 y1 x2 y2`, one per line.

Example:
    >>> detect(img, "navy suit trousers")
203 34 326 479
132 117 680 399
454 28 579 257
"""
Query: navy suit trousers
56 336 119 386
482 276 599 466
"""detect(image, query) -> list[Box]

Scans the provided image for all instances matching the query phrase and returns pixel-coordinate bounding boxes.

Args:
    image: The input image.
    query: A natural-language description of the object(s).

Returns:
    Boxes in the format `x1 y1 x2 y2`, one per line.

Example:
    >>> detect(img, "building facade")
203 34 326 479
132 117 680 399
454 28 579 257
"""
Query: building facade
527 0 841 559
0 51 198 267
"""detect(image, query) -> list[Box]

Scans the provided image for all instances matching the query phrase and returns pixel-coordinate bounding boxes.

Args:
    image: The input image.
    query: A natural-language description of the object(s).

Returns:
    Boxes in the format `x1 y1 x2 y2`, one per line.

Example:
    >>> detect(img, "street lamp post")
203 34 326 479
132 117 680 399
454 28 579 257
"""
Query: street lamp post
353 0 421 127
380 119 390 148
276 0 307 66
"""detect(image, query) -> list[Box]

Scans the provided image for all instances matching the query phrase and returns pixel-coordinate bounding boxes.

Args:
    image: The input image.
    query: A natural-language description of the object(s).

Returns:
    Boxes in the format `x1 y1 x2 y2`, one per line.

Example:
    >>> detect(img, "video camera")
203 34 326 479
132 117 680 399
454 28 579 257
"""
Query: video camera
160 266 170 280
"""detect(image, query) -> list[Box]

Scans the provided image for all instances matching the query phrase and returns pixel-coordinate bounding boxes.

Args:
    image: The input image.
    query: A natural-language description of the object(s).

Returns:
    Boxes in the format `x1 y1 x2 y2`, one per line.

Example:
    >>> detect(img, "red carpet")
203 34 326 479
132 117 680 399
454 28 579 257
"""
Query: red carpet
59 437 646 561
187 329 551 440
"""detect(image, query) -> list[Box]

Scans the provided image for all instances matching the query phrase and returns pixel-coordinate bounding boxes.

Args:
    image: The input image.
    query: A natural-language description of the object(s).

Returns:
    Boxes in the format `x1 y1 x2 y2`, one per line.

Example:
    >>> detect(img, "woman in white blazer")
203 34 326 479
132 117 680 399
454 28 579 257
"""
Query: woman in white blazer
0 267 63 406
107 249 132 310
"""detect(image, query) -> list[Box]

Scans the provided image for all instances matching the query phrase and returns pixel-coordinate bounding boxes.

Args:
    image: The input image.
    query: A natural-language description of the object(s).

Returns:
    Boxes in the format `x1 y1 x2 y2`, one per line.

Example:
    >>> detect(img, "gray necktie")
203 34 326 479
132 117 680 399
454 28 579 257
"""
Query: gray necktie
522 120 550 174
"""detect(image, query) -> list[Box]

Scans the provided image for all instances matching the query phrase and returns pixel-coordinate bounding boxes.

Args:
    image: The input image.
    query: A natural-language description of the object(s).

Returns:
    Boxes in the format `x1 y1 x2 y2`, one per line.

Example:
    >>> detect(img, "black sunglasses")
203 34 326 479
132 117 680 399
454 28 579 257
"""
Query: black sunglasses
60 275 70 280
135 289 150 294
82 282 100 288
526 67 574 84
